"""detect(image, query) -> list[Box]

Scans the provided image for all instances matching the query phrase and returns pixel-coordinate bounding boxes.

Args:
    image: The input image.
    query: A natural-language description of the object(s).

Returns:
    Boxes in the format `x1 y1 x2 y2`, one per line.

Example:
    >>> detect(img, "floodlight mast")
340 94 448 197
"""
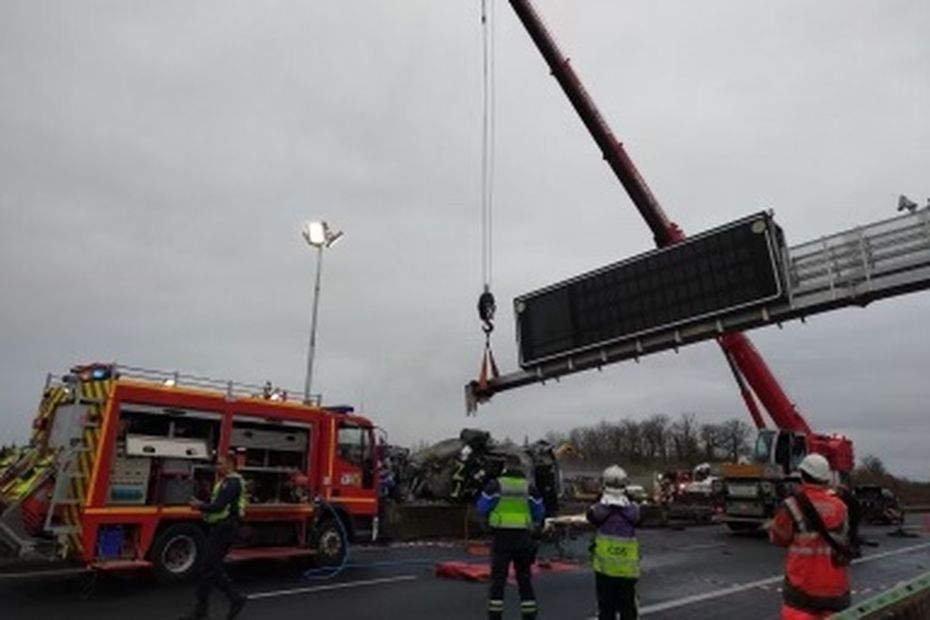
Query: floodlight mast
475 0 819 442
301 220 343 404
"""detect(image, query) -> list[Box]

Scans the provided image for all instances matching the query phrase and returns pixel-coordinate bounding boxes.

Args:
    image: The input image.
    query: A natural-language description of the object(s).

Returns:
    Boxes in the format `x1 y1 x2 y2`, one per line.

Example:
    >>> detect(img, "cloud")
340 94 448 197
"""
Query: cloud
1 0 928 479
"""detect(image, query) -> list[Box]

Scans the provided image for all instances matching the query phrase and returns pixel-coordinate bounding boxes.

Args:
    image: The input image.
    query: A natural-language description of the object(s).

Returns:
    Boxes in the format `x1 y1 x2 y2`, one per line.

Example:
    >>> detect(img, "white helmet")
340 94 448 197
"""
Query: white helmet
602 465 629 491
798 453 831 483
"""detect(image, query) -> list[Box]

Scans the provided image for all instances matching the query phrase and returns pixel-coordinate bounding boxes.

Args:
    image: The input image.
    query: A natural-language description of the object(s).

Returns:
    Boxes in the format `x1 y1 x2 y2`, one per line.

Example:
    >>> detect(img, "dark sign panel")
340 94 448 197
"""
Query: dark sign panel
515 213 787 368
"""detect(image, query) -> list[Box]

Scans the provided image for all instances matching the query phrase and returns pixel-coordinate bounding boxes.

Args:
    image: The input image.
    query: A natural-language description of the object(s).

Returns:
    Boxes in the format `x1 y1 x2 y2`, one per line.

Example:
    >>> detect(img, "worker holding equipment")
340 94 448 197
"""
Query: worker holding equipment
586 465 641 620
476 453 546 620
769 453 851 619
180 452 248 620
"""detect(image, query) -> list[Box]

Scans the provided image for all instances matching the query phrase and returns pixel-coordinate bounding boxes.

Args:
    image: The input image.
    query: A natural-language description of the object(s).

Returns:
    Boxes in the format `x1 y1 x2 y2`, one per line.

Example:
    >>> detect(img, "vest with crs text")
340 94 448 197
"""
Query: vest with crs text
592 533 640 578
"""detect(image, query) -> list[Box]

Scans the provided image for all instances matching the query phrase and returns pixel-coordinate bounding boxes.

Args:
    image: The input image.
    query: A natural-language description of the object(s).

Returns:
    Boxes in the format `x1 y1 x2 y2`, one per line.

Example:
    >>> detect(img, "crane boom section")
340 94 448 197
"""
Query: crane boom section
501 0 818 436
507 0 680 246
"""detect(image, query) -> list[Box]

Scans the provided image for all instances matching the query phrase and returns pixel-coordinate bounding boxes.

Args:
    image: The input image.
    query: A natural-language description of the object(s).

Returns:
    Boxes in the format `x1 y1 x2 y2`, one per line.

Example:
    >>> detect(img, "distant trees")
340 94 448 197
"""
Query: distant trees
852 454 891 487
852 454 930 506
720 419 754 462
860 454 888 479
543 413 753 471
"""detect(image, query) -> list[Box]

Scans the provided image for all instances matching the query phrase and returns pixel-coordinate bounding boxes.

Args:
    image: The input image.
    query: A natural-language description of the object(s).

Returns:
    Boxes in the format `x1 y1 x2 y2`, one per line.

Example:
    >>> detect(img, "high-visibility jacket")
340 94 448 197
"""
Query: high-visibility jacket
203 473 247 525
488 475 533 530
770 485 850 613
592 533 640 578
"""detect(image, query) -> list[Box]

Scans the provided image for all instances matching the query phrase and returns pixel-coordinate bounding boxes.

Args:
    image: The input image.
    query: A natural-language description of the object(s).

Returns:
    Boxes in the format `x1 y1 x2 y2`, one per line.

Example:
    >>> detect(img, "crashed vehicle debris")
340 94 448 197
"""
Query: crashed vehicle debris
398 429 560 514
376 429 561 540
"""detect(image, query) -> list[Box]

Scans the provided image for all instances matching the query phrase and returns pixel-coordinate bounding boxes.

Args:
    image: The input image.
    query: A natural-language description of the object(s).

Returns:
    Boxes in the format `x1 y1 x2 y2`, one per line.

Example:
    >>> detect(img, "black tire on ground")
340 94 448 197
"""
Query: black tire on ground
726 521 760 533
149 523 206 584
310 518 348 567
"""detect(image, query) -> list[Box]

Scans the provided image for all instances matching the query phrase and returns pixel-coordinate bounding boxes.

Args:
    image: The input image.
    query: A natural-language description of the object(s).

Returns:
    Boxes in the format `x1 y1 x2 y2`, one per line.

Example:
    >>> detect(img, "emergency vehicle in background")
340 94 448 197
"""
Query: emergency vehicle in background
0 363 379 582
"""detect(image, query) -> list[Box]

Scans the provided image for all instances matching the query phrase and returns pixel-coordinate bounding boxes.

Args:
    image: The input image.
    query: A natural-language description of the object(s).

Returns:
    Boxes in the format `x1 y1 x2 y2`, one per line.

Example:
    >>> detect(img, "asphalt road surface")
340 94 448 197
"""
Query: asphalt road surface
2 517 928 620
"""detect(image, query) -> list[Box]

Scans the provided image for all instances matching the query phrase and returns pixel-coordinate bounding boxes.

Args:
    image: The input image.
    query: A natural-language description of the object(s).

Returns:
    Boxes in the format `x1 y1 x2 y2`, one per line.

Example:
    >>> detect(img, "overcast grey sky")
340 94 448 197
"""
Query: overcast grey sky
1 1 928 478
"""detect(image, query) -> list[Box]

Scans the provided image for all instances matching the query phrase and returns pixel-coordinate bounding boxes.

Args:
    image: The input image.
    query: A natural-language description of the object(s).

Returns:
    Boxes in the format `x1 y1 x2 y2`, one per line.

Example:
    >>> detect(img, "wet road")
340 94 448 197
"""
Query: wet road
1 517 928 619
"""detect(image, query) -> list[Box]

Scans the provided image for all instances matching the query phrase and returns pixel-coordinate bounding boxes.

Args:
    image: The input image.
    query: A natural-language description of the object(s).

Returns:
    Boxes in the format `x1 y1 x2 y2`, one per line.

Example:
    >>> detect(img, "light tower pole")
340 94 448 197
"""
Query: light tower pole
300 220 343 404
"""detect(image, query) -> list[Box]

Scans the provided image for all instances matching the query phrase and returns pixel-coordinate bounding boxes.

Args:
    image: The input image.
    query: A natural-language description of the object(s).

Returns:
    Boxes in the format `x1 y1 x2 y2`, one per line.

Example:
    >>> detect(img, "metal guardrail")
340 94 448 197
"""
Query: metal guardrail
788 207 930 311
833 571 930 619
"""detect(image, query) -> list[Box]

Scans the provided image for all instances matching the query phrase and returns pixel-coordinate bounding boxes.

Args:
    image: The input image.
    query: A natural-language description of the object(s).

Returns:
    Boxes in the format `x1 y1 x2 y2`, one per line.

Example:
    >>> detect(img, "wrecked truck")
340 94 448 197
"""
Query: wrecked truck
378 429 561 540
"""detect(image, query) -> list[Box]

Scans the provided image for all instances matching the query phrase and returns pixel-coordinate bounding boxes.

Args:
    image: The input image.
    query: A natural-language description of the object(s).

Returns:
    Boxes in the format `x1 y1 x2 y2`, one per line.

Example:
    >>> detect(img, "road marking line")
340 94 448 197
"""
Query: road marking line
668 543 726 553
585 540 930 618
0 568 89 581
638 574 784 616
248 574 418 601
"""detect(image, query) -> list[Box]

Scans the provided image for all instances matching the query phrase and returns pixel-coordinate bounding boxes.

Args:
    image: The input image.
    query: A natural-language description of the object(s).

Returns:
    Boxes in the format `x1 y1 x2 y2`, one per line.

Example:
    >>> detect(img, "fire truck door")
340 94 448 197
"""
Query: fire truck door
333 421 374 493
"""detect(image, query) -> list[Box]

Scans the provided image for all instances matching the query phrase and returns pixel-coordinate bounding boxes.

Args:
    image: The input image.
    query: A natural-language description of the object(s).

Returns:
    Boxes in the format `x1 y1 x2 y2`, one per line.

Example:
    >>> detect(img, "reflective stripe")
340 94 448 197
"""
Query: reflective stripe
796 530 846 546
788 545 834 556
520 600 537 609
592 534 640 578
488 599 504 611
785 497 808 533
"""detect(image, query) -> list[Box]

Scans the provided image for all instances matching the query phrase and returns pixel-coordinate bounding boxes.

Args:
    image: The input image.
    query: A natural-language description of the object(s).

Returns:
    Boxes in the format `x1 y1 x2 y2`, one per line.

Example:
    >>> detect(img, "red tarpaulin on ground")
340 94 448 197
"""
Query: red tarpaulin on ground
435 560 579 583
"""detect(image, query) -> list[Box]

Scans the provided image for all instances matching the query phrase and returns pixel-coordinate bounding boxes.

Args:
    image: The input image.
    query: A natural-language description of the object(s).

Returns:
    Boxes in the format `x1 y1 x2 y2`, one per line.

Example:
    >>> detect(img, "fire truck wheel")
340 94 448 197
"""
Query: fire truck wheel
311 518 347 567
150 523 206 583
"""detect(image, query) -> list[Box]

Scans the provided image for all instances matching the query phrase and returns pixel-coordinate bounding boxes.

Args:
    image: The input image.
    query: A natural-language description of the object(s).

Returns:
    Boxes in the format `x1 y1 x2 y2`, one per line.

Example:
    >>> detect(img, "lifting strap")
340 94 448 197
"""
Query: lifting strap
475 287 499 398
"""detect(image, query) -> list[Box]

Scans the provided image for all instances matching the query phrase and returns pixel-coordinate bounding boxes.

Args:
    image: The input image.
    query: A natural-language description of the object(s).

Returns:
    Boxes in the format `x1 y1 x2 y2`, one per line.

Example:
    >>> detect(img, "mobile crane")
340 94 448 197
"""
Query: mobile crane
464 0 930 530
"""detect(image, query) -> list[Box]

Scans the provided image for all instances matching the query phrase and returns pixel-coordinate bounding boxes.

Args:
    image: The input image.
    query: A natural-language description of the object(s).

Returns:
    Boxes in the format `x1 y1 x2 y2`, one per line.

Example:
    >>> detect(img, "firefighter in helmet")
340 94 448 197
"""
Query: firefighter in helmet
476 452 545 620
770 453 851 619
180 451 249 620
586 465 641 619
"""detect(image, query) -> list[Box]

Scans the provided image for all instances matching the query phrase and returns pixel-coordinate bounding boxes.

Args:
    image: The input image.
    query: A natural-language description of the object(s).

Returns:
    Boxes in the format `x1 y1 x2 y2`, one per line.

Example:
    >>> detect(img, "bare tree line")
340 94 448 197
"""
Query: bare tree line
543 413 755 471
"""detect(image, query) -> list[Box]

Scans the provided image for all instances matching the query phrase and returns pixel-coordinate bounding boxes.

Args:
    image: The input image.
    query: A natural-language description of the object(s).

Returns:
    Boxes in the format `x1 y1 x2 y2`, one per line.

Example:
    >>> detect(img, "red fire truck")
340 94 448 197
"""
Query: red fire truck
0 363 380 582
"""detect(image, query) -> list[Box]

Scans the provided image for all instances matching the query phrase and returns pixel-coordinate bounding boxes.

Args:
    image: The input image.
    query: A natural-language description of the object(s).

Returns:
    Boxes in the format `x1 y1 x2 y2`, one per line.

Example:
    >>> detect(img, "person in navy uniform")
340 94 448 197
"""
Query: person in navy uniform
180 452 248 620
476 453 546 620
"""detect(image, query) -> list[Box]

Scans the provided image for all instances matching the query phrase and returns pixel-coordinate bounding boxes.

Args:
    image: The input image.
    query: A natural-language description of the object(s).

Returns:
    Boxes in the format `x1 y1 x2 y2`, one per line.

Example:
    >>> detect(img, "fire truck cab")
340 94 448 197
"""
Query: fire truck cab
0 363 379 582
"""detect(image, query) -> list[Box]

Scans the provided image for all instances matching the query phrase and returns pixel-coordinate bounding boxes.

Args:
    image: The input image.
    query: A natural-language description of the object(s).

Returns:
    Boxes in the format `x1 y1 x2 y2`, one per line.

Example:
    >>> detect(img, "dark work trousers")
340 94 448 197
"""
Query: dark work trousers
488 529 537 620
595 572 638 620
194 518 241 614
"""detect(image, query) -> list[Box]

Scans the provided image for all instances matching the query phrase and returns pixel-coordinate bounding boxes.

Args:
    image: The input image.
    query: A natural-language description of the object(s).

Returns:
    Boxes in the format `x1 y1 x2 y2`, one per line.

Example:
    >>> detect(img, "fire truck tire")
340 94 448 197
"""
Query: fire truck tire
310 517 347 567
150 523 206 584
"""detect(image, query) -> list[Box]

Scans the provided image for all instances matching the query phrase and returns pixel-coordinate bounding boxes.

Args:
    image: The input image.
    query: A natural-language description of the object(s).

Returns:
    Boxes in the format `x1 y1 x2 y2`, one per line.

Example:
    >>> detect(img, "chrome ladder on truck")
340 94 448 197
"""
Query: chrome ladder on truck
42 380 110 560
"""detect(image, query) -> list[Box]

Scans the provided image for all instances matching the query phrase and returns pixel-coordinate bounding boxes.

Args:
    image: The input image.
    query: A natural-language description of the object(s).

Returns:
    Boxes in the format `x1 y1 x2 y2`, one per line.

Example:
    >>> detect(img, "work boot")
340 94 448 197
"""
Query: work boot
227 594 248 619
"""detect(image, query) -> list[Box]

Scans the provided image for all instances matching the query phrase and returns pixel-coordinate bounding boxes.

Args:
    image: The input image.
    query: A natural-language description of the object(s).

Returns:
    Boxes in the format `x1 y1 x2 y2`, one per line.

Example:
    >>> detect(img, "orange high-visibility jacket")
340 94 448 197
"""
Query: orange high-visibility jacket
770 484 851 613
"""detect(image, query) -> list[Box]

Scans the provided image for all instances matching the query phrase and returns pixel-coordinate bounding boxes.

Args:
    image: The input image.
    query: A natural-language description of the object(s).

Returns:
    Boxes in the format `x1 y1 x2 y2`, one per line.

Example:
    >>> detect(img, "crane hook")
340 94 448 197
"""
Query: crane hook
477 288 496 334
471 287 500 413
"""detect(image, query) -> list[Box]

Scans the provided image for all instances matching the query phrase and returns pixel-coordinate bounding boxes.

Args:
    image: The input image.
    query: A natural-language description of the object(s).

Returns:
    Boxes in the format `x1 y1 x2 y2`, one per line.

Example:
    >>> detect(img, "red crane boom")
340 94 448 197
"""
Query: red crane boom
504 0 850 470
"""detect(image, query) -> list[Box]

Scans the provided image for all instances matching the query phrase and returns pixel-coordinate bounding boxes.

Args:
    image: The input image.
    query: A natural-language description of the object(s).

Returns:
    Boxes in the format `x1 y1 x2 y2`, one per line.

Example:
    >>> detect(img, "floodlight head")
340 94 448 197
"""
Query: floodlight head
303 221 328 247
